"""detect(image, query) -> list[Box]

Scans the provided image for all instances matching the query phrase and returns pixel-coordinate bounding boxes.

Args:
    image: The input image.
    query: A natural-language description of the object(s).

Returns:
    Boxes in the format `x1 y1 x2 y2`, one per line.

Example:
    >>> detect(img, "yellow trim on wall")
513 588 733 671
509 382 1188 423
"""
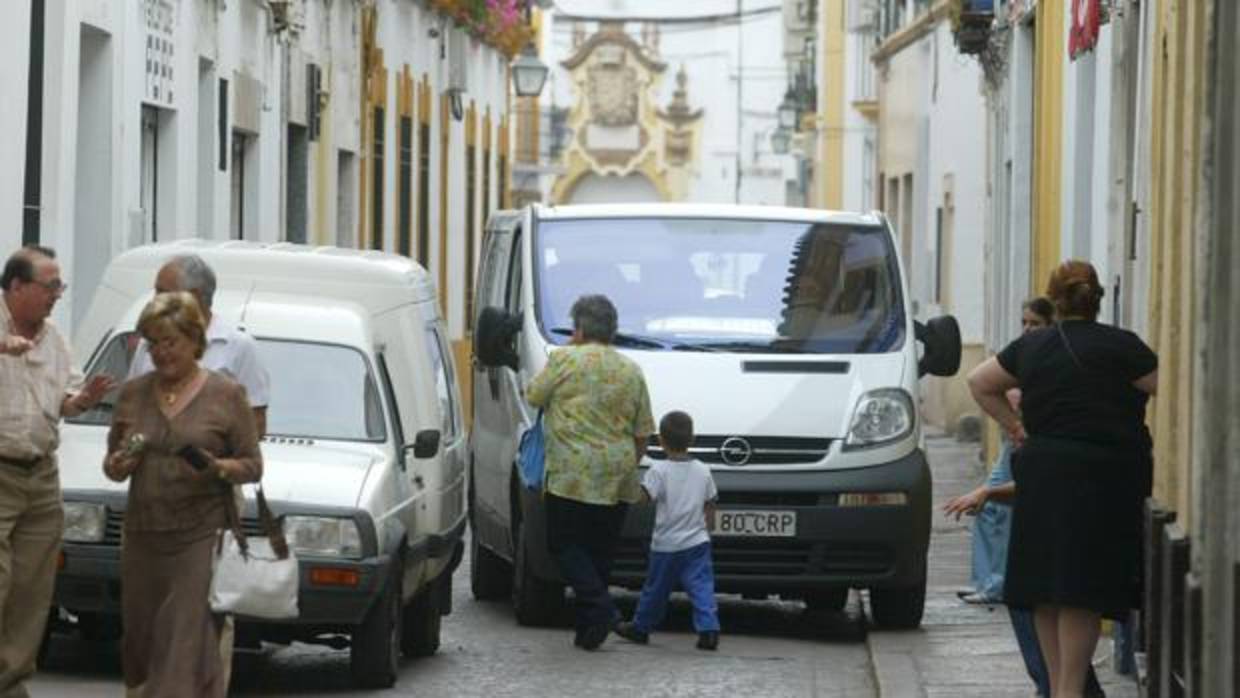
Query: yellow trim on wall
1031 0 1064 293
439 93 451 316
818 0 846 209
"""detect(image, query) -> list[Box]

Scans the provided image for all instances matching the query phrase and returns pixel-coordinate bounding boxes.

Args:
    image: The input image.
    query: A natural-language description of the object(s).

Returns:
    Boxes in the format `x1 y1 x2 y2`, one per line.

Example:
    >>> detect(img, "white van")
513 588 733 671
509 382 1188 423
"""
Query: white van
468 204 960 629
54 240 466 688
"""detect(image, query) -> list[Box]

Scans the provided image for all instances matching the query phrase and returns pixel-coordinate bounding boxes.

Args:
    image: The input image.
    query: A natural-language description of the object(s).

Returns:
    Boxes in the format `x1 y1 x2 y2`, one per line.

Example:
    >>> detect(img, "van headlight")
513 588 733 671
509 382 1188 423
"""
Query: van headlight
63 502 107 542
844 389 914 450
284 516 363 558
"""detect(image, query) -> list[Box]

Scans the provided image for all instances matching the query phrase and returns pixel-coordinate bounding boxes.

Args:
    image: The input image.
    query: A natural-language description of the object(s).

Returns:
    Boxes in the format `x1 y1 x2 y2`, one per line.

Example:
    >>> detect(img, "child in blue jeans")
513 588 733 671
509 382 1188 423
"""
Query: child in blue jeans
615 410 721 650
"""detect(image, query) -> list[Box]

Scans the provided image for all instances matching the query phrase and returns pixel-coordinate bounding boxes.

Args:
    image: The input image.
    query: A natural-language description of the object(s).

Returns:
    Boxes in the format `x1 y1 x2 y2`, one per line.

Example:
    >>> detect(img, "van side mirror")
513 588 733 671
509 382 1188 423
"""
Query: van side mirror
409 429 441 459
915 315 962 377
474 306 522 370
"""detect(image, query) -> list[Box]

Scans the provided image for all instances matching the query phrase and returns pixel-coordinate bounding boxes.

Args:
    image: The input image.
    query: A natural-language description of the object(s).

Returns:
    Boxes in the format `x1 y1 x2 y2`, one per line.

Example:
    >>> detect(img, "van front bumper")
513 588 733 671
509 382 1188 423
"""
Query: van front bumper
55 544 393 628
521 447 931 595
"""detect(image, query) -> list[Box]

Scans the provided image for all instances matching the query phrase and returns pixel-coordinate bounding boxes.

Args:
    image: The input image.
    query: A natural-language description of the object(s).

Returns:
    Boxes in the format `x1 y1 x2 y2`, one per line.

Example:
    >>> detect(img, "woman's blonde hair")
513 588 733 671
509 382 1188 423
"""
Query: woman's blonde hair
136 291 207 359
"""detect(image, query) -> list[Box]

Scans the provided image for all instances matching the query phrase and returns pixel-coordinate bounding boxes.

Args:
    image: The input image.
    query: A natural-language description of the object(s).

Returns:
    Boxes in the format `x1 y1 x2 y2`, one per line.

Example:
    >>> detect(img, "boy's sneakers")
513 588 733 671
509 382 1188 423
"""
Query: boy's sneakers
696 631 719 651
613 621 649 645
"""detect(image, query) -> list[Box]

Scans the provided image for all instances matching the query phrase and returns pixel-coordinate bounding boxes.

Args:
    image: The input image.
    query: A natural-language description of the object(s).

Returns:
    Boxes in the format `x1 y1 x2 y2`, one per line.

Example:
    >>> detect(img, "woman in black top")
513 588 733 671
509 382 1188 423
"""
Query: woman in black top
967 260 1158 698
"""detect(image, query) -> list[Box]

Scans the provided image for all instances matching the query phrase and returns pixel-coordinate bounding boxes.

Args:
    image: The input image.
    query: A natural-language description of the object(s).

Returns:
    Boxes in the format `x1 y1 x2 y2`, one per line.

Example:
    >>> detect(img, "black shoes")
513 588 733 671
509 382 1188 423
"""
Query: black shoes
574 623 610 650
696 631 719 651
613 621 650 645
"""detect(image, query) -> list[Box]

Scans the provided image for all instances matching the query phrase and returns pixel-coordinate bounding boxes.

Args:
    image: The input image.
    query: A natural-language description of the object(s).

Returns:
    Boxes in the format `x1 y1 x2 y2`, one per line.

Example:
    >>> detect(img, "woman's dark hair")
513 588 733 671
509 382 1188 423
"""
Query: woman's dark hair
1046 260 1104 320
659 411 695 452
570 294 618 343
1022 296 1056 325
1 245 57 291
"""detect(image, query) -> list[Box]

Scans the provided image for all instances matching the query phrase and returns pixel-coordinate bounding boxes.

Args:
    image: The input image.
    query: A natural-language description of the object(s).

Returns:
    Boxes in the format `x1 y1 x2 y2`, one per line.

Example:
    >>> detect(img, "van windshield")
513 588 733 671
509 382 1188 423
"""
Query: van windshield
534 217 906 353
69 334 387 443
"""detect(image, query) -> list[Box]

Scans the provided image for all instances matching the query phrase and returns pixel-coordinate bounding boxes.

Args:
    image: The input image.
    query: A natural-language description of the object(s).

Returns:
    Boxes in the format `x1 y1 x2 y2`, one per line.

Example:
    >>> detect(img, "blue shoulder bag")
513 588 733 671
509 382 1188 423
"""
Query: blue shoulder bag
517 410 545 491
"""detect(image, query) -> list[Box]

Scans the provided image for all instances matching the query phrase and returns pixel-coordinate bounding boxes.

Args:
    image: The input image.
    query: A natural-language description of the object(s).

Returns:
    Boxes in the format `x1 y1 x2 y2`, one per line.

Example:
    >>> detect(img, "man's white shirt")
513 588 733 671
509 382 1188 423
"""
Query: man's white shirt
127 315 270 407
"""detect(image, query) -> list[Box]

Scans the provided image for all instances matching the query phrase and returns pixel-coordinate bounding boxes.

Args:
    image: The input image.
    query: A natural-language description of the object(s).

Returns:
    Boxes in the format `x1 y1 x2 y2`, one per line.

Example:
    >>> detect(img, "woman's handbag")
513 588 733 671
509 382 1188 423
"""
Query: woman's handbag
209 484 299 619
517 410 545 491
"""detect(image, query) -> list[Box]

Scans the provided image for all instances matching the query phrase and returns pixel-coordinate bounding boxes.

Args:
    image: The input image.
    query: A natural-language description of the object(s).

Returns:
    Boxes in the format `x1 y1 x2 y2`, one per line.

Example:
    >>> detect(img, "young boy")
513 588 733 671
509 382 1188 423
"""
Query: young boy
615 410 721 650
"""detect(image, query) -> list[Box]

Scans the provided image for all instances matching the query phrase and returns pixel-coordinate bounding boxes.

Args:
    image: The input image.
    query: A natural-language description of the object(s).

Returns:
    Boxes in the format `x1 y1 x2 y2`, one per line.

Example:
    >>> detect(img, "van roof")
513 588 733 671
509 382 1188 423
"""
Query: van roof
532 203 883 227
100 239 437 314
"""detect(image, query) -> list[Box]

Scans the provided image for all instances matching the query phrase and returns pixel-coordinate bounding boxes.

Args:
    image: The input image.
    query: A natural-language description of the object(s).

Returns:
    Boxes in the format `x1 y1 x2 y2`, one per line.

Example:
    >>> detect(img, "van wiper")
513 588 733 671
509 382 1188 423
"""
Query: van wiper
547 327 717 351
688 340 801 353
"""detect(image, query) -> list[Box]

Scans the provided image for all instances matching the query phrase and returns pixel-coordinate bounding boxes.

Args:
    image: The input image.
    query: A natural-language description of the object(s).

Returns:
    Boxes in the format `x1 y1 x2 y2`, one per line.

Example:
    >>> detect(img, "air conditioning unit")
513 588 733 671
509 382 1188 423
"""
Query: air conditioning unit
447 28 469 95
782 0 812 34
848 0 880 31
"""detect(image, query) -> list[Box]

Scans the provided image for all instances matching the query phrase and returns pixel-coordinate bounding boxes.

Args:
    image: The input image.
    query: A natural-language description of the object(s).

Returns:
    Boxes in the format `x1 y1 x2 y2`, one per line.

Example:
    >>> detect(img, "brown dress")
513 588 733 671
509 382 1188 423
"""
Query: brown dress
107 371 262 697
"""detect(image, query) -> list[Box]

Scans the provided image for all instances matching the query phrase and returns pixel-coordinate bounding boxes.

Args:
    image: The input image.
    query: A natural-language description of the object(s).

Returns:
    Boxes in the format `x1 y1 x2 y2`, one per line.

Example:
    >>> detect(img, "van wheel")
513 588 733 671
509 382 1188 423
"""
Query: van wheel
471 528 513 601
350 559 402 688
400 574 442 658
804 587 850 614
868 579 926 629
512 518 564 627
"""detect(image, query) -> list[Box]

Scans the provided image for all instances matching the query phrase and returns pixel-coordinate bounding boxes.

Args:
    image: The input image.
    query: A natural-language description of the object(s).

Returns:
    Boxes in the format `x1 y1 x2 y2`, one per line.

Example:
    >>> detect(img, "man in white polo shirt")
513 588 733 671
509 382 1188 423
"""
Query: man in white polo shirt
124 253 269 696
127 254 269 434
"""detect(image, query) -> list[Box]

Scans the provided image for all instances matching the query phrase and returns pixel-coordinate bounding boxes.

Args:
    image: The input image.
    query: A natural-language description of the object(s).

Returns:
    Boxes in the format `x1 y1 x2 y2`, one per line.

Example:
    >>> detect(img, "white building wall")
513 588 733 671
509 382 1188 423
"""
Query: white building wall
12 0 510 342
923 22 986 343
0 1 32 252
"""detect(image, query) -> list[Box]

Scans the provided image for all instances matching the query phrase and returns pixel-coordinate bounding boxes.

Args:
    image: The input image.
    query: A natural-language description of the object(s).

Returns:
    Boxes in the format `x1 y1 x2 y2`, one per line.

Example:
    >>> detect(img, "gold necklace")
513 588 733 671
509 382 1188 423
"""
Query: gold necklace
159 370 198 406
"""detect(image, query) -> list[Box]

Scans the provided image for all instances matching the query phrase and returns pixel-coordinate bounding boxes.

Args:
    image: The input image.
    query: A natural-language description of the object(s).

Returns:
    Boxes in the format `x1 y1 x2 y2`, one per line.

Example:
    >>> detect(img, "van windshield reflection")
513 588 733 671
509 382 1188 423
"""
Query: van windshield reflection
535 218 907 354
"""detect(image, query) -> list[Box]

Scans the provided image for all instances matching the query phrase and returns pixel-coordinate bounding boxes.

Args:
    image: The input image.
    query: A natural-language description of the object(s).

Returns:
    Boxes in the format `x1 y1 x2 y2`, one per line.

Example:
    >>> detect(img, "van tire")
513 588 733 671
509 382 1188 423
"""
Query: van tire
350 559 403 688
804 587 850 614
471 528 513 601
400 574 442 658
512 518 564 627
868 579 926 629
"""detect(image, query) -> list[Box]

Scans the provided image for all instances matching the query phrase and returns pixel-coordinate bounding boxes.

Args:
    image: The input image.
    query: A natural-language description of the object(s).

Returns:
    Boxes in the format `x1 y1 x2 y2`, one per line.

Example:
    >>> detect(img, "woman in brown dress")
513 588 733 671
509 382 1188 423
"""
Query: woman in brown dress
103 291 262 697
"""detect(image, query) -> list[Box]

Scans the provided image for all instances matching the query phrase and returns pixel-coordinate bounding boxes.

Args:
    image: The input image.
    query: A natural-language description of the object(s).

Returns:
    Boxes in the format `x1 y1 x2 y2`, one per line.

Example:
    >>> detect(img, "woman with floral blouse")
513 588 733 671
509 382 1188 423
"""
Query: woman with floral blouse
526 294 656 651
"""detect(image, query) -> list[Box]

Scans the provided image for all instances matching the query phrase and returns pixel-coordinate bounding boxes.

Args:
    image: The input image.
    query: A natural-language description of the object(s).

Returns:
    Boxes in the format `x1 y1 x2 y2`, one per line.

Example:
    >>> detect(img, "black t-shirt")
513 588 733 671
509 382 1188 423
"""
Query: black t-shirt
997 320 1157 451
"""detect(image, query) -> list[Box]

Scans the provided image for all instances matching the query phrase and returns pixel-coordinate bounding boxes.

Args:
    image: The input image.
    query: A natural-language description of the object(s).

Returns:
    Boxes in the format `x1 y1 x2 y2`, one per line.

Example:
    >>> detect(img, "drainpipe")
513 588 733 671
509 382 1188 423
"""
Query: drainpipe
22 0 46 244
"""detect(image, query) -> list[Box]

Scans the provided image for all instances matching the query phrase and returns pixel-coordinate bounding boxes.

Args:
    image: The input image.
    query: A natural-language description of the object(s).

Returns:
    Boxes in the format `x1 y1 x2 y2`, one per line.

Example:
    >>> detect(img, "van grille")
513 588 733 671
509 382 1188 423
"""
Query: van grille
100 510 264 546
612 538 892 579
647 435 832 466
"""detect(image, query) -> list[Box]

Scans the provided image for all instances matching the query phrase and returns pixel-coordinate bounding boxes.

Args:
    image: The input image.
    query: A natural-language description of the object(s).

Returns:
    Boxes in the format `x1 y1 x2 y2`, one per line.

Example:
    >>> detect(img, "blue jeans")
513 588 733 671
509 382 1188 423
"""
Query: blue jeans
545 494 628 632
632 541 720 634
971 442 1014 600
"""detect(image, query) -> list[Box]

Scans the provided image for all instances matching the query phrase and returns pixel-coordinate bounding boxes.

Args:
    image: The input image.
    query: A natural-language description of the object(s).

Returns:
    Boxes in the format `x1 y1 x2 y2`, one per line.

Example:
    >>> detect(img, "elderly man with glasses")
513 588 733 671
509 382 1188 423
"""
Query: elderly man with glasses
0 245 111 696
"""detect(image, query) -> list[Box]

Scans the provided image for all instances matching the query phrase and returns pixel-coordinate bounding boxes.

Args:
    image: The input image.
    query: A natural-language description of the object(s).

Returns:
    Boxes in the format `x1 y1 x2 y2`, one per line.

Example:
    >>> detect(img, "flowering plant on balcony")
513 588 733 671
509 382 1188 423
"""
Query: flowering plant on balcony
430 0 535 57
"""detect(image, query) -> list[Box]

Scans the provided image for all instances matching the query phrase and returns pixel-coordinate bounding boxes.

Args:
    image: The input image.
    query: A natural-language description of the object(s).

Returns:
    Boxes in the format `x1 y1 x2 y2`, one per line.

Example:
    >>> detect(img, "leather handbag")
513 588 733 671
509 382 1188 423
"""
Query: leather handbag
209 484 299 619
517 410 546 491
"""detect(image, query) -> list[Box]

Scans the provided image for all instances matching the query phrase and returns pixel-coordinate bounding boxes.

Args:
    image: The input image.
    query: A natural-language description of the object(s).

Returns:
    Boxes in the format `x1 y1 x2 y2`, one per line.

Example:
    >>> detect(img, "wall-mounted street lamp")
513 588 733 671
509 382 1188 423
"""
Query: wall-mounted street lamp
512 44 550 98
777 89 799 131
771 128 792 155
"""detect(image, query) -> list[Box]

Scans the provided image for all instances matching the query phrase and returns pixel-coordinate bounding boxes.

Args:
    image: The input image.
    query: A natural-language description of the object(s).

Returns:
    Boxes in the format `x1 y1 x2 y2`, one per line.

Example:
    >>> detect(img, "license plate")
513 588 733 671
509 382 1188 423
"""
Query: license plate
714 510 797 537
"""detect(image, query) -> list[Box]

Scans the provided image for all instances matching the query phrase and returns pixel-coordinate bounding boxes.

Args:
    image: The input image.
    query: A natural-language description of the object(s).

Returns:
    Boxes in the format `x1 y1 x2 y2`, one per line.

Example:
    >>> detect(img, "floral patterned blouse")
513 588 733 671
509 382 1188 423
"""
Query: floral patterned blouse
526 343 655 505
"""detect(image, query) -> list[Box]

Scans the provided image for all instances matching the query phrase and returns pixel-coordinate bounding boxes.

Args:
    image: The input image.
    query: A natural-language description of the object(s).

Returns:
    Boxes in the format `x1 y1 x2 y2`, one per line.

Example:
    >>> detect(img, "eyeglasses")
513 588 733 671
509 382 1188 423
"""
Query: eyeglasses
32 279 67 293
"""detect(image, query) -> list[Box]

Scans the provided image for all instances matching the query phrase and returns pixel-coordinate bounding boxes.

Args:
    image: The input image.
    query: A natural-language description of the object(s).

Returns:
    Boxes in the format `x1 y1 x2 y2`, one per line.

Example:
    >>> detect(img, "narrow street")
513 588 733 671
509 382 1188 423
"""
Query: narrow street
31 435 1145 697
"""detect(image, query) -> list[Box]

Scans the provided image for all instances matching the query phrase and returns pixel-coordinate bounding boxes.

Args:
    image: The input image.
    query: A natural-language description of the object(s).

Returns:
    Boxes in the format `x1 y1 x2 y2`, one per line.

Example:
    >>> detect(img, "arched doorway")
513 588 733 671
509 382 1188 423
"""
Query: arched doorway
565 172 663 204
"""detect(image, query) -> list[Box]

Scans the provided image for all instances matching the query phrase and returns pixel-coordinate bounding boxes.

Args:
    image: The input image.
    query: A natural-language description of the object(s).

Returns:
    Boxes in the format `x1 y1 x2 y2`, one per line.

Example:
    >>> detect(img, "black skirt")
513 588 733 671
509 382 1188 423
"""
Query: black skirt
1004 435 1151 621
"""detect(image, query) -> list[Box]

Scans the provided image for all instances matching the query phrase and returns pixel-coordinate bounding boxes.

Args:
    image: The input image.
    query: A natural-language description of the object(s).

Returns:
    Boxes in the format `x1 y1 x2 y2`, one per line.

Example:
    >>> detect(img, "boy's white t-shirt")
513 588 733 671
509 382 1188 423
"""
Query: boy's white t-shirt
642 457 718 553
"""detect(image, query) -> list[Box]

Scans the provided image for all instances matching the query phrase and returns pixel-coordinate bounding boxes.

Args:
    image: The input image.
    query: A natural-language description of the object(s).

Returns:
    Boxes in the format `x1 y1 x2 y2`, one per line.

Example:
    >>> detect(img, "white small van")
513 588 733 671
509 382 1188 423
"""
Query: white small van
54 240 466 688
469 204 960 629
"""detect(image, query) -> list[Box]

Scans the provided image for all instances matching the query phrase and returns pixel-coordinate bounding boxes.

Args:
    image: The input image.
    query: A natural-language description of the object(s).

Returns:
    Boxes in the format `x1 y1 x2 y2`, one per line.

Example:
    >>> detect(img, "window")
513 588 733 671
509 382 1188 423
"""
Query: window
425 326 459 441
256 340 387 442
417 121 431 268
67 332 140 425
399 116 414 257
371 107 385 250
286 124 309 243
